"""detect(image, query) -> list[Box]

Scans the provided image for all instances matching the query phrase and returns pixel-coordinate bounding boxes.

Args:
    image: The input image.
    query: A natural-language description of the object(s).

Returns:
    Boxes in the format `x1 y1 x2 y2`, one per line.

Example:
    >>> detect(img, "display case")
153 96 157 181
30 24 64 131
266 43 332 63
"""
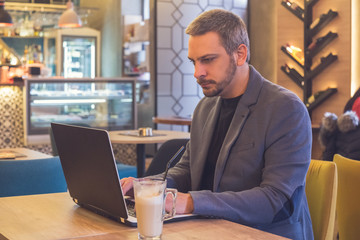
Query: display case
44 27 100 78
25 77 137 143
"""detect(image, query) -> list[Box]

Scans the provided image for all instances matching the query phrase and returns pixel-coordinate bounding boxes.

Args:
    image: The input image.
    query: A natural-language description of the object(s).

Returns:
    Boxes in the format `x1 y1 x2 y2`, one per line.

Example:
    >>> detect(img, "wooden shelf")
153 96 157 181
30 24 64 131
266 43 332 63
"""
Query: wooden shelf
307 31 338 58
281 1 304 21
281 46 304 68
306 88 337 111
308 53 338 80
0 64 21 68
0 82 24 87
280 1 338 115
1 36 43 39
309 9 338 37
280 65 304 89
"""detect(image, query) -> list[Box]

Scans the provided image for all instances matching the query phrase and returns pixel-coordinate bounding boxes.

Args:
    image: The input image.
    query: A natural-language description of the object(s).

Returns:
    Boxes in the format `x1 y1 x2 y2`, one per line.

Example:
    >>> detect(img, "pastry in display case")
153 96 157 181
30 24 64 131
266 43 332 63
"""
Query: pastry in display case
25 78 137 140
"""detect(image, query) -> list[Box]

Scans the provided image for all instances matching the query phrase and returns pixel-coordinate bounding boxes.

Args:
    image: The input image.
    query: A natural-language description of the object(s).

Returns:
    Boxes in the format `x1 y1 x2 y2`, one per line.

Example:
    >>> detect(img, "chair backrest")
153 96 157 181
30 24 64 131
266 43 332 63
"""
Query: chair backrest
145 138 189 176
116 163 137 179
333 154 360 240
0 156 67 197
305 160 337 240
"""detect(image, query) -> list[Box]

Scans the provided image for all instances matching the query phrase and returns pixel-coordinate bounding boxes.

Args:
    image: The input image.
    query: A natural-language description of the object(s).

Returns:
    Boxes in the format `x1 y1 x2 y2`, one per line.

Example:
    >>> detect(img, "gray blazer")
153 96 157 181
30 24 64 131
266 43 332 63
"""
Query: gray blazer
166 66 314 240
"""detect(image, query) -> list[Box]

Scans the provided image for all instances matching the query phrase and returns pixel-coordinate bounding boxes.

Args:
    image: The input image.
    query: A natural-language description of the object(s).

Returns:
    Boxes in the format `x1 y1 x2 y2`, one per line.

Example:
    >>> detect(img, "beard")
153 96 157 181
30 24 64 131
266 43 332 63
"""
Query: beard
197 57 237 97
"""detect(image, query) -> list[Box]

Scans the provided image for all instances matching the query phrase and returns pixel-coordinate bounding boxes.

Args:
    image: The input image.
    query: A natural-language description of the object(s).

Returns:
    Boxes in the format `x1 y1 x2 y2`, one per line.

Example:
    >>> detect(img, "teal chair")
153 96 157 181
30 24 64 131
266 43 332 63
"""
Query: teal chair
0 156 67 197
116 162 137 179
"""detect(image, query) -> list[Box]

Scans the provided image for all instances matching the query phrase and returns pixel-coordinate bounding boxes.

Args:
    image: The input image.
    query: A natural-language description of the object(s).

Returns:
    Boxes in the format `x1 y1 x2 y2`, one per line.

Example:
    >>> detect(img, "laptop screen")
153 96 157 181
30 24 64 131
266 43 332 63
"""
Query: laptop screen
51 123 131 223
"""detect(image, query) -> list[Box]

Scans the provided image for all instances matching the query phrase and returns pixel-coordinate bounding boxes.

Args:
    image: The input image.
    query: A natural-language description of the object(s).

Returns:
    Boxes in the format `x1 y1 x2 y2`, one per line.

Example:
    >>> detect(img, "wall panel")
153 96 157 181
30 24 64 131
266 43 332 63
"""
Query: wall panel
156 0 248 131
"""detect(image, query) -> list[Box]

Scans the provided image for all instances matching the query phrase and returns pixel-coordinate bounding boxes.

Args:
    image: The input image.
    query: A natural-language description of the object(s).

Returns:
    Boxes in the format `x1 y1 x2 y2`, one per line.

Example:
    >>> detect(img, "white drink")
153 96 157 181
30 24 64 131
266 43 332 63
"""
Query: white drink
133 178 177 240
135 192 164 238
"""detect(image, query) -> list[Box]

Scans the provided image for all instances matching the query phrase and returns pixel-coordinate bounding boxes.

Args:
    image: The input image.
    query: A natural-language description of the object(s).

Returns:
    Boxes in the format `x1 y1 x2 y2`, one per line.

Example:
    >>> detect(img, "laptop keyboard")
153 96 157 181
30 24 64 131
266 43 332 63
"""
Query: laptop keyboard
125 199 136 217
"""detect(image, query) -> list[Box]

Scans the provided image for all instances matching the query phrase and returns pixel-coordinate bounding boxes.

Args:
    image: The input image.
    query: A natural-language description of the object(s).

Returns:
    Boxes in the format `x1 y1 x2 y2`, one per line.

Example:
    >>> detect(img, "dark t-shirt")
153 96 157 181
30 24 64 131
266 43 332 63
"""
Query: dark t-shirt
200 95 241 190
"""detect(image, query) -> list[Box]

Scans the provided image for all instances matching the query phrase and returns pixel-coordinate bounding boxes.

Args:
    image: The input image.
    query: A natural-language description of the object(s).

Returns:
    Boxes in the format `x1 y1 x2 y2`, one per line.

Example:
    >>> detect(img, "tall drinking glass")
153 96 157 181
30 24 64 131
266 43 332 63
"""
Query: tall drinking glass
133 178 177 240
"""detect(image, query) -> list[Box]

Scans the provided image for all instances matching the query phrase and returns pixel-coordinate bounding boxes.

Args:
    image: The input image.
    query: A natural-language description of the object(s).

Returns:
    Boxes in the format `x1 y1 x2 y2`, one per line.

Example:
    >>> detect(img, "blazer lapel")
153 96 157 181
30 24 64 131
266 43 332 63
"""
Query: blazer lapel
191 97 222 190
212 105 250 191
212 65 264 191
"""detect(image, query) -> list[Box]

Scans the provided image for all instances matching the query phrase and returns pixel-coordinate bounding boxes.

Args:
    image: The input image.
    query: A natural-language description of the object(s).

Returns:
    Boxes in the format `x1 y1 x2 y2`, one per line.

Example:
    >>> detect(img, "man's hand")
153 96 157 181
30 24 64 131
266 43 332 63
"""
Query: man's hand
120 177 136 197
121 177 194 215
166 192 194 214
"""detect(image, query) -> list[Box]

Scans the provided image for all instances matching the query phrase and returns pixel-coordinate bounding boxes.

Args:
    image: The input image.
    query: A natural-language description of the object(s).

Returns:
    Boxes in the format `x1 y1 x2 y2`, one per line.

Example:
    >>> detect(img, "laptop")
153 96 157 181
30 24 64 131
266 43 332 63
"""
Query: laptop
51 123 195 227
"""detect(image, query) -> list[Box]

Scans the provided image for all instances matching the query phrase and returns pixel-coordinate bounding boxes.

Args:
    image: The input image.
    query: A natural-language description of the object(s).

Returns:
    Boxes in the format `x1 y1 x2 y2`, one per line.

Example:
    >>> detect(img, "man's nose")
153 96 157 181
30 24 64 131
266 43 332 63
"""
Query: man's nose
194 63 206 79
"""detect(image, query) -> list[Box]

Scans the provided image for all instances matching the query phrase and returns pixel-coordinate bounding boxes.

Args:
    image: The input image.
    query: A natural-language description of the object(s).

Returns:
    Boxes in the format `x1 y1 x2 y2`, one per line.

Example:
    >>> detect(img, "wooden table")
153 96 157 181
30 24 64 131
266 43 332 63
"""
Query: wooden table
109 130 190 177
153 116 192 131
0 192 289 240
0 148 52 160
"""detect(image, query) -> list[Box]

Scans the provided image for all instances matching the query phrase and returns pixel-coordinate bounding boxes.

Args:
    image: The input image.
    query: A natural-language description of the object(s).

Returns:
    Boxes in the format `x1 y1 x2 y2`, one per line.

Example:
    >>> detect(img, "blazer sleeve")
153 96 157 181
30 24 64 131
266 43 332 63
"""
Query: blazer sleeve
189 98 312 227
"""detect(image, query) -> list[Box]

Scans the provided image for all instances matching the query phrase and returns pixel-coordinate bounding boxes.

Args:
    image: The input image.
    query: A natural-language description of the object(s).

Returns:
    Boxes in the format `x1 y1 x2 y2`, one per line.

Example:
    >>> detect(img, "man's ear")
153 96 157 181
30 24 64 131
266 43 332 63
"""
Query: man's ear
234 44 247 66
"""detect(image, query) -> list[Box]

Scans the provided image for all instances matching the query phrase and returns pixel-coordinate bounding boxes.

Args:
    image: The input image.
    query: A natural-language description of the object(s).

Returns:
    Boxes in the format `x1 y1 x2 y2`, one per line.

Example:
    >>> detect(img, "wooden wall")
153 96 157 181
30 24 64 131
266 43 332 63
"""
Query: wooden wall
249 0 277 82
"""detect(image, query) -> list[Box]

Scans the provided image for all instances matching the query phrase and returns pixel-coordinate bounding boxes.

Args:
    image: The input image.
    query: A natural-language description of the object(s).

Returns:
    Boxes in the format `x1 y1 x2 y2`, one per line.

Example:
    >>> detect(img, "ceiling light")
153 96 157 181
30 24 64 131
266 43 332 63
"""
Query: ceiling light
58 0 82 28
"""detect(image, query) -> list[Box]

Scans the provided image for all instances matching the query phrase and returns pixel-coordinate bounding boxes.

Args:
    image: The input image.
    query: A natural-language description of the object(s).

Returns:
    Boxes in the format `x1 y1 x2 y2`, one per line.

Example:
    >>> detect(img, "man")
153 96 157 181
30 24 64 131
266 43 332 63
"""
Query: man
122 9 314 240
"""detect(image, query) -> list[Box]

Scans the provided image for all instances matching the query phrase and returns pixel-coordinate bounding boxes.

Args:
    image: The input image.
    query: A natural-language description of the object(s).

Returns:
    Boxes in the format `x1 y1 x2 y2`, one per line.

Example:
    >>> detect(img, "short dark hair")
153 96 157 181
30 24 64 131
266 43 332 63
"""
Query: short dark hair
185 9 250 62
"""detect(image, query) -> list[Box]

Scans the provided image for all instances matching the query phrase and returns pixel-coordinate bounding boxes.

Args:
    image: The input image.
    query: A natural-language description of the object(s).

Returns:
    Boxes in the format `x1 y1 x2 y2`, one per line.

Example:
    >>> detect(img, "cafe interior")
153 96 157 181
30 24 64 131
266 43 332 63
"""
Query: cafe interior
0 0 360 239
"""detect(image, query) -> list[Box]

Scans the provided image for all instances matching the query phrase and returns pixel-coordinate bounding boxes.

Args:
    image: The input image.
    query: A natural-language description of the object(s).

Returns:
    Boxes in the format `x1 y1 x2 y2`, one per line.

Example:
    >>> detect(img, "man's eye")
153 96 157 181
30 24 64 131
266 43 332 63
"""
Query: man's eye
201 58 214 63
189 60 195 65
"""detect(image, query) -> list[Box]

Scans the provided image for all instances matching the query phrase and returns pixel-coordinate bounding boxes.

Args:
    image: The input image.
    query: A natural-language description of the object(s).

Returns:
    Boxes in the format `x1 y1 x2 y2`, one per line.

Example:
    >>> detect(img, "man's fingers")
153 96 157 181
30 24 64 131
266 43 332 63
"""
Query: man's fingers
120 177 135 195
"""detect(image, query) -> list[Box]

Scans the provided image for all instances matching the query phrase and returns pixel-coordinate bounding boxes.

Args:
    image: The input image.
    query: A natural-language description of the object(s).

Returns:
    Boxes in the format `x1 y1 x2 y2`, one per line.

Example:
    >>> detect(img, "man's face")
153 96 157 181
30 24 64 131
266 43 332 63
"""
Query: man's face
188 32 237 98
